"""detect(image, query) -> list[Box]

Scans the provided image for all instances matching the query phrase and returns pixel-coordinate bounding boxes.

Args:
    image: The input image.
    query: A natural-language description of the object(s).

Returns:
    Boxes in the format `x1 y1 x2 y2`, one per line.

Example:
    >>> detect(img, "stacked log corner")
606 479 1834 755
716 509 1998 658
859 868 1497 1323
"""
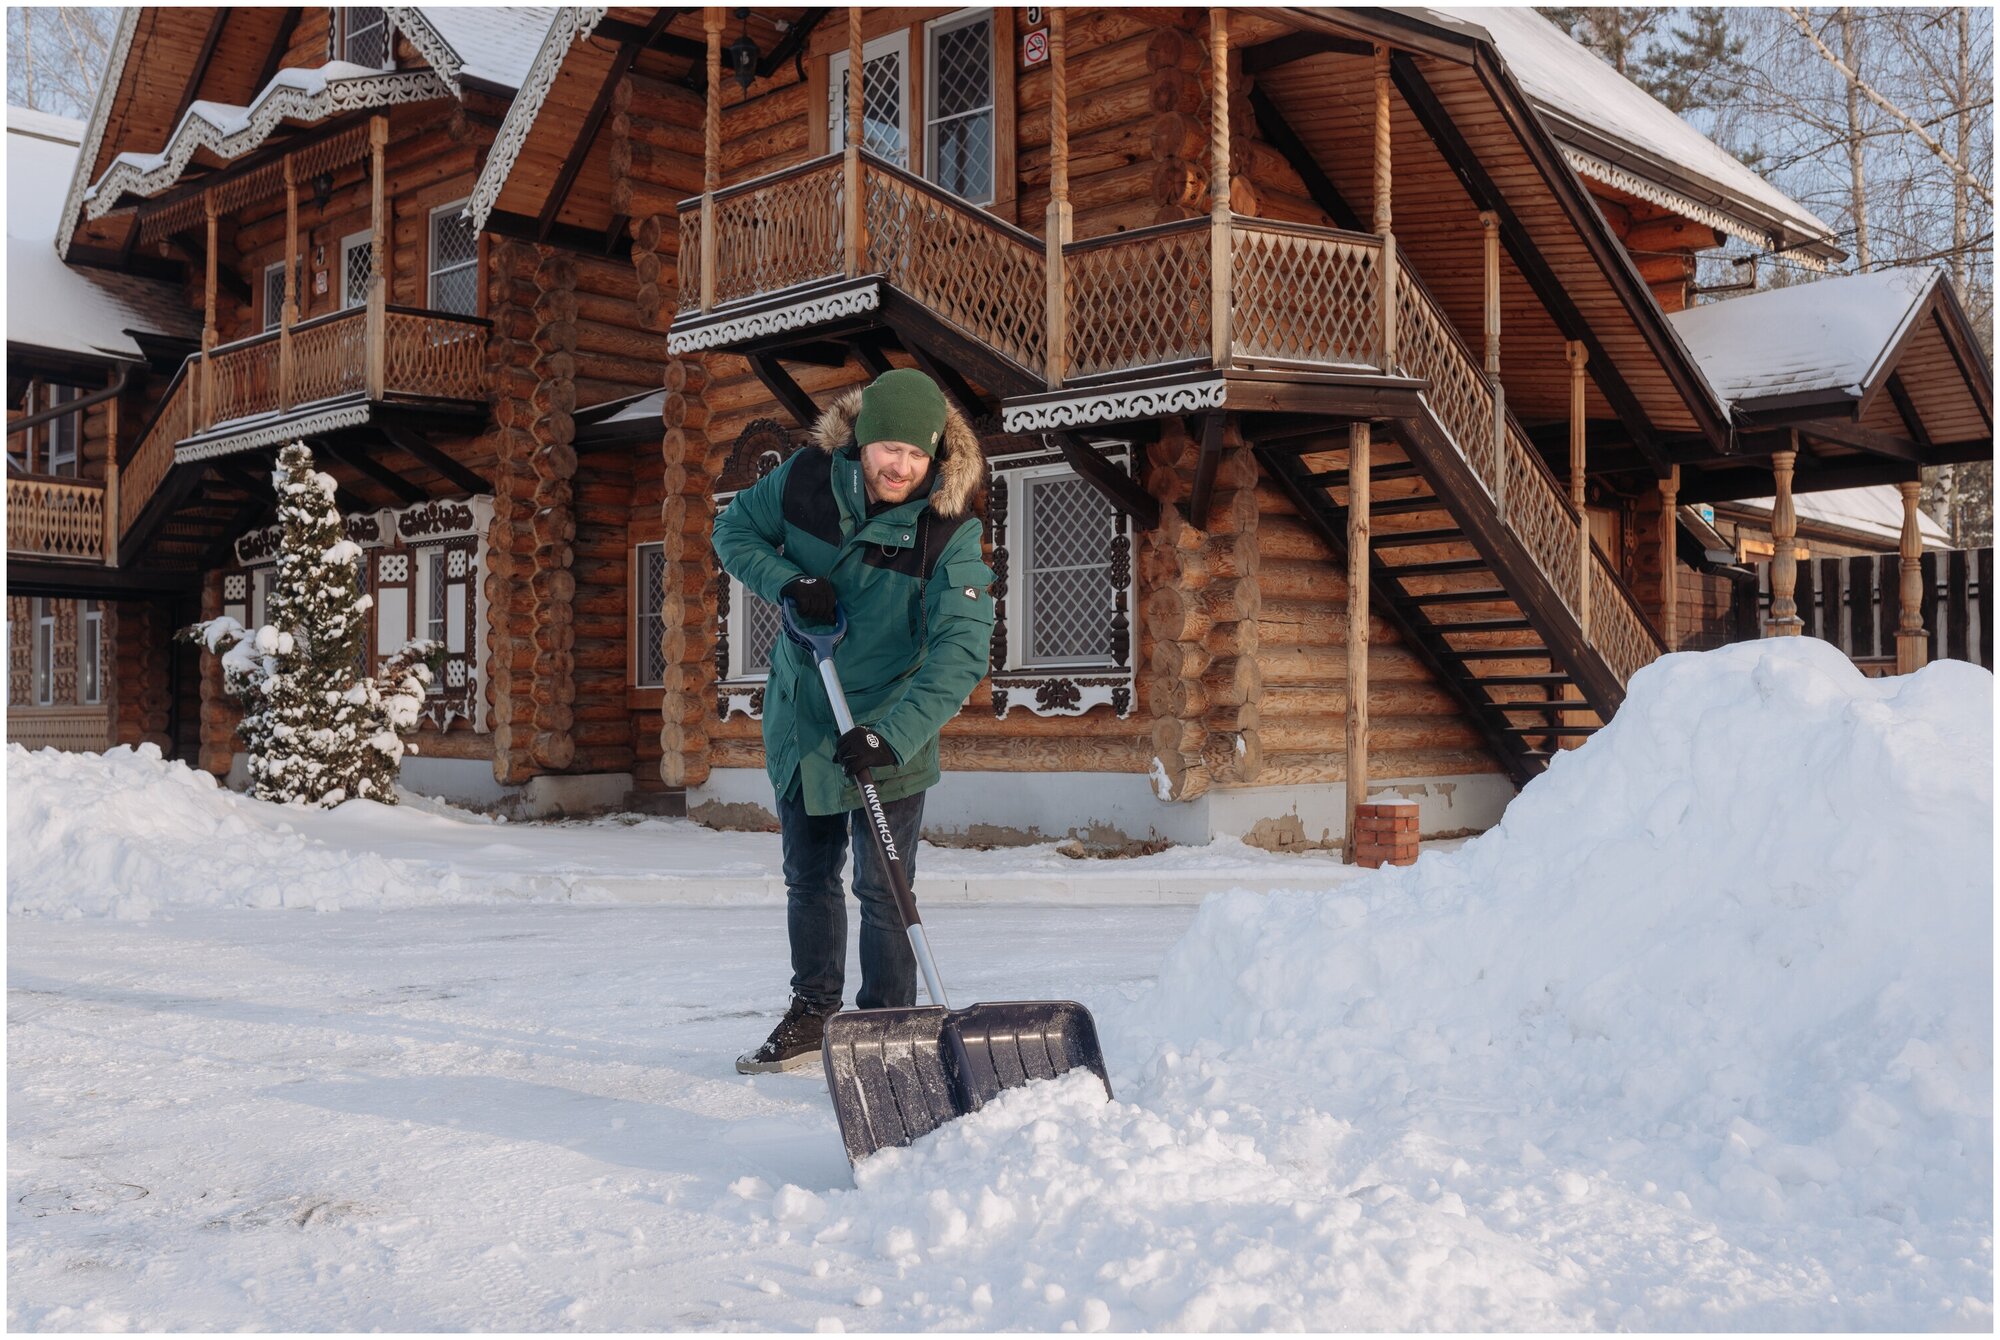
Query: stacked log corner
656 355 719 789
484 240 580 784
1143 418 1264 802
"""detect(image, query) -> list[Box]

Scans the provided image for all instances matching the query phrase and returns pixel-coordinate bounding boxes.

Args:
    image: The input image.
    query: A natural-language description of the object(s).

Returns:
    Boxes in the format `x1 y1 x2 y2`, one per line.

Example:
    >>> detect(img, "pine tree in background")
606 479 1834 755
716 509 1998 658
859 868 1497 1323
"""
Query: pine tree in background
185 443 436 807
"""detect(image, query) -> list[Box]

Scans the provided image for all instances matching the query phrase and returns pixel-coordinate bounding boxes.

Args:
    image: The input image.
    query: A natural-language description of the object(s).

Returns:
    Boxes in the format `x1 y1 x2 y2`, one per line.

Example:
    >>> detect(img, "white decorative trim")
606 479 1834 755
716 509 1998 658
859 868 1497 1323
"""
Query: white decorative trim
55 7 139 258
667 285 880 354
466 7 607 230
719 687 766 721
174 404 374 463
1562 147 1830 271
385 8 463 87
991 674 1133 719
1002 377 1226 433
85 68 452 219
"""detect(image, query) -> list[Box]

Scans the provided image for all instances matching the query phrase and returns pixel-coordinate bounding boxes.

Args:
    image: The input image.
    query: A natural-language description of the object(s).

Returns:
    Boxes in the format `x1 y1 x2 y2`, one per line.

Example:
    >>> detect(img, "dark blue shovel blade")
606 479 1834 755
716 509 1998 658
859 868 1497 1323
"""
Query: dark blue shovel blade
822 1000 1112 1165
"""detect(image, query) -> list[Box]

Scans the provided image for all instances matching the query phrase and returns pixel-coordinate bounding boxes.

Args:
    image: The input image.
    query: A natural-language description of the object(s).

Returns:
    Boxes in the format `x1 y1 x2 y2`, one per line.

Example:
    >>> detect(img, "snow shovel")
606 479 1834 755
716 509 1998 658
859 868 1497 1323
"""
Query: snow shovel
780 599 1113 1166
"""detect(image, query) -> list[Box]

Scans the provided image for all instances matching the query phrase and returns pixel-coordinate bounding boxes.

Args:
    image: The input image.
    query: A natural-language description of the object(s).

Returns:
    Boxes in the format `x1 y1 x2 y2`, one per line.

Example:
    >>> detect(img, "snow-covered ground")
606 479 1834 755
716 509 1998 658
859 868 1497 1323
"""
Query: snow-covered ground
9 638 1993 1330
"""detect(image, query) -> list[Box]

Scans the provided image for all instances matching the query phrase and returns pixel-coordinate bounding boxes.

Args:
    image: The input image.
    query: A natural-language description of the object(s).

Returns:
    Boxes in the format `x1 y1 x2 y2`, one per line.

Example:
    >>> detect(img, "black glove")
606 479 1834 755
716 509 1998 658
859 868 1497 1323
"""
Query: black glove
781 575 838 625
835 725 899 777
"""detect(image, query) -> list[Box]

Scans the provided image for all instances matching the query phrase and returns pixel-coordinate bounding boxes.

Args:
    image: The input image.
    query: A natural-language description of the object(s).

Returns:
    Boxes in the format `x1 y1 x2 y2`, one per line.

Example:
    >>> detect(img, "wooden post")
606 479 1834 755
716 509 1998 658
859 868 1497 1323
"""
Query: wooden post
201 190 218 430
1896 479 1928 672
1481 208 1505 521
1659 465 1680 650
365 115 388 400
1044 7 1070 389
702 7 724 311
280 155 298 409
1567 340 1589 637
843 6 864 278
1208 8 1232 369
1373 45 1397 372
1345 420 1371 863
103 388 119 566
1767 440 1802 636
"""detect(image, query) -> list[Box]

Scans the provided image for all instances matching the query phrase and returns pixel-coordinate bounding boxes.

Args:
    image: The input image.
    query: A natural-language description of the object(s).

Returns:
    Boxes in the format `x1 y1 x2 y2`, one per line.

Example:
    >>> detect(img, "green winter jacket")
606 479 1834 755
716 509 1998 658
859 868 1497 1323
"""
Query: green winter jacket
711 386 995 816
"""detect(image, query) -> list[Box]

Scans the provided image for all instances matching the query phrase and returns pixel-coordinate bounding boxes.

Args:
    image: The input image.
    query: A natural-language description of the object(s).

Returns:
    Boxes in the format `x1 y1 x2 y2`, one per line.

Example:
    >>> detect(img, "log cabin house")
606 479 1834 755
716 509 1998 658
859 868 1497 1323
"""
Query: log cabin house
7 6 1991 848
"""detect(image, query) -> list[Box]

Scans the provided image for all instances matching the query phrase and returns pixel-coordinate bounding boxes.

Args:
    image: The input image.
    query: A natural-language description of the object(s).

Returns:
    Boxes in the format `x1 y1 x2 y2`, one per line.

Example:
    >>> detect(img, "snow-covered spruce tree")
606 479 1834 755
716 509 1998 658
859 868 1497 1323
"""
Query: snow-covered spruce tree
185 443 437 807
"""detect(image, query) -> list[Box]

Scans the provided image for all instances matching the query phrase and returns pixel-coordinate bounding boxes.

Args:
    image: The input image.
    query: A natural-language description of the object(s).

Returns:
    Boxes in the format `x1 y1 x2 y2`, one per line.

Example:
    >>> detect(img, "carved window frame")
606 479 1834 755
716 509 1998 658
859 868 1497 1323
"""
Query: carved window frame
987 441 1137 719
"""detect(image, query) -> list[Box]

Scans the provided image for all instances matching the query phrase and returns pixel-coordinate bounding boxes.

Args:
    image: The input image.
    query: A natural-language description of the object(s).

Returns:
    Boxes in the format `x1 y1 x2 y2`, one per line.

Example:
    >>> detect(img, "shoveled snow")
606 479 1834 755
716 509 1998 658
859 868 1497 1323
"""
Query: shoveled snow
1670 268 1938 406
8 639 1991 1329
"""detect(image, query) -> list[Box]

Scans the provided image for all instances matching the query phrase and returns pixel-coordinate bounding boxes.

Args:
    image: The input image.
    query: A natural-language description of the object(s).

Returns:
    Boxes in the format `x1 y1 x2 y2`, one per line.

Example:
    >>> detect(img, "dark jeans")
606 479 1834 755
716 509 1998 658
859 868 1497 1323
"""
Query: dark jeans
778 786 925 1011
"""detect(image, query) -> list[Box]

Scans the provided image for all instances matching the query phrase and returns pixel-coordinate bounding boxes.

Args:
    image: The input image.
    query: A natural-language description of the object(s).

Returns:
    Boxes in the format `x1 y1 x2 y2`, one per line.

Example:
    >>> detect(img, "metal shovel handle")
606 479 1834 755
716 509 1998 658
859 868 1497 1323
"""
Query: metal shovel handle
781 597 951 1011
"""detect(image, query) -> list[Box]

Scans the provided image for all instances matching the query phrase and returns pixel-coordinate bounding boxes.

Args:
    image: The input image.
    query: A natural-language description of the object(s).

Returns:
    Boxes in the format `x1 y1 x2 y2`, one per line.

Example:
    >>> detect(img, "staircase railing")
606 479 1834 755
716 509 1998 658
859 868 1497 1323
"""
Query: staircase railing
1392 255 1662 687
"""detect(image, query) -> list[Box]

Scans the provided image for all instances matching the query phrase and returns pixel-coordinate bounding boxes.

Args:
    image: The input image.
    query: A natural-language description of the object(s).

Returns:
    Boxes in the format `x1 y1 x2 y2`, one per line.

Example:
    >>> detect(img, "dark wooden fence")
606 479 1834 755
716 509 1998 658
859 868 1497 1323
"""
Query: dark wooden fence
1727 548 1993 672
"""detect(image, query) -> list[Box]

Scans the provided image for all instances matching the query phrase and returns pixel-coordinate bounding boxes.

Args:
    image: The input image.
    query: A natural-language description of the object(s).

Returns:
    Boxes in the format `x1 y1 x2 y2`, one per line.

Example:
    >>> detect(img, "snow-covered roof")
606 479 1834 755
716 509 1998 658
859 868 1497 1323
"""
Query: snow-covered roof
1723 484 1950 548
466 8 608 229
403 7 559 90
1416 7 1840 259
7 106 199 361
1667 269 1937 408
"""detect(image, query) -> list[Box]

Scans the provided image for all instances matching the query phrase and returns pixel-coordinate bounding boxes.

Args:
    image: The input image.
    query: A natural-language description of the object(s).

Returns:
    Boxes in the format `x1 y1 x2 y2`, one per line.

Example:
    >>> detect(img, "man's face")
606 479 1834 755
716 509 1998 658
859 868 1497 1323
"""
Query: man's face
860 439 932 505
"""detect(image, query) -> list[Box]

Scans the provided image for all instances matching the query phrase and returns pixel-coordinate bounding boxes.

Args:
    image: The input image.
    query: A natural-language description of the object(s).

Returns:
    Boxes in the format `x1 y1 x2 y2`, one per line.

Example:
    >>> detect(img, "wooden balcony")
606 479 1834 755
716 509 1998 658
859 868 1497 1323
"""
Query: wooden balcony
7 476 110 563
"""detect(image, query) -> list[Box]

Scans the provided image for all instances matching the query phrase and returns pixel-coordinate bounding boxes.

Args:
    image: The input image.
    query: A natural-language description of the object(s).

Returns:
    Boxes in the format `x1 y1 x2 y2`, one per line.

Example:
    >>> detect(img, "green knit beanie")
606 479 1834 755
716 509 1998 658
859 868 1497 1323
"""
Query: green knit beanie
854 368 949 456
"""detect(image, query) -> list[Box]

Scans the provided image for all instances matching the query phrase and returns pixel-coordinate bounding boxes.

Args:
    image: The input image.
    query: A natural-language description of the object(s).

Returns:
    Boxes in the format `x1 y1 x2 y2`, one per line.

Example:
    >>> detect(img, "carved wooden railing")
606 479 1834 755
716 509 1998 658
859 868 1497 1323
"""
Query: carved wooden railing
860 157 1047 374
114 307 488 543
1064 218 1212 379
676 154 846 315
7 476 106 561
6 705 112 753
1393 257 1663 688
1231 221 1380 367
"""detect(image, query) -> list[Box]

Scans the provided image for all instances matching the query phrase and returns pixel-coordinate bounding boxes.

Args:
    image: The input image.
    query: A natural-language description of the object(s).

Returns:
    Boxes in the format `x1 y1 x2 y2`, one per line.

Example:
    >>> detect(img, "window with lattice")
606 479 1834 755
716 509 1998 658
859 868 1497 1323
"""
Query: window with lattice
340 8 391 68
1020 471 1118 666
633 542 667 688
80 600 102 705
429 200 477 316
32 598 53 706
341 230 373 309
827 30 910 167
263 261 287 332
925 10 995 204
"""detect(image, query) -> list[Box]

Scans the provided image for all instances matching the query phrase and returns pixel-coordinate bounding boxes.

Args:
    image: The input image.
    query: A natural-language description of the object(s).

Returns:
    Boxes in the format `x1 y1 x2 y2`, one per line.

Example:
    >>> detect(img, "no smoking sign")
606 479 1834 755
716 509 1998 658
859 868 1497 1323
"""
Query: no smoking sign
1021 26 1048 68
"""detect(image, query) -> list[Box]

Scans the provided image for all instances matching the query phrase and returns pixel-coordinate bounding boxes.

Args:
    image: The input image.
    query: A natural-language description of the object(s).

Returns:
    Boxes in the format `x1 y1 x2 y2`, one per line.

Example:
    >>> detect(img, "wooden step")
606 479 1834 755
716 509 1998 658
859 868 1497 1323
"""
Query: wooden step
1485 702 1590 716
1384 557 1490 576
1406 588 1511 606
1430 617 1534 633
1301 462 1421 488
1365 494 1448 517
1499 725 1598 736
1447 645 1550 660
1473 673 1574 686
1372 527 1463 549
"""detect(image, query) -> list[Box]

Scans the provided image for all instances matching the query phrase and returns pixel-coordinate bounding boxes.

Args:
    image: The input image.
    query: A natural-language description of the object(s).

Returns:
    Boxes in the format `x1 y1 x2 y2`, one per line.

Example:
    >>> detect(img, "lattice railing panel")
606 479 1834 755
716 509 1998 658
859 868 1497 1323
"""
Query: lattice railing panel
1590 556 1657 686
122 372 189 536
1065 221 1210 379
206 336 283 426
1231 223 1379 366
290 312 369 404
678 159 846 315
1500 426 1581 615
676 208 703 314
384 310 487 400
7 478 105 560
864 162 1044 372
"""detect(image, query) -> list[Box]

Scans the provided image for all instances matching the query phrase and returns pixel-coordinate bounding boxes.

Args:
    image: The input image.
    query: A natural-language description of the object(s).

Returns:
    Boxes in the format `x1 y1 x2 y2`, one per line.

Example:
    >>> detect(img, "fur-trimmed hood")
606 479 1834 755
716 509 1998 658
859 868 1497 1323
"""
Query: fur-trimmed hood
809 386 984 519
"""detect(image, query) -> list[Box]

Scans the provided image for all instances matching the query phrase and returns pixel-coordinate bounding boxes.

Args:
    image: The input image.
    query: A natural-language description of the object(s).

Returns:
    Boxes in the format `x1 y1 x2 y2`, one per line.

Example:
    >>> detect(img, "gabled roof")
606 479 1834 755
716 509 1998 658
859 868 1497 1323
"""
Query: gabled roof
392 7 561 93
7 107 200 362
1421 8 1840 263
1669 269 1937 407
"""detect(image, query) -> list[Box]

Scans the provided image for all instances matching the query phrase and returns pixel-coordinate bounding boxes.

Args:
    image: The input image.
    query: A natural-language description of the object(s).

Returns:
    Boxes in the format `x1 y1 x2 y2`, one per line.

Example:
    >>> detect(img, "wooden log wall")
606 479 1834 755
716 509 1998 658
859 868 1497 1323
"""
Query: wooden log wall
656 356 720 787
484 239 580 783
111 600 175 750
196 570 242 775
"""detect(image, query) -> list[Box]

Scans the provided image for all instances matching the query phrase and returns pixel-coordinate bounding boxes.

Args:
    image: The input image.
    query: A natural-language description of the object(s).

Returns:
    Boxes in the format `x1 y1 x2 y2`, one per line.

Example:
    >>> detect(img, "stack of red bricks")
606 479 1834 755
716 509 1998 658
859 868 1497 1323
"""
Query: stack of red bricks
1351 800 1421 869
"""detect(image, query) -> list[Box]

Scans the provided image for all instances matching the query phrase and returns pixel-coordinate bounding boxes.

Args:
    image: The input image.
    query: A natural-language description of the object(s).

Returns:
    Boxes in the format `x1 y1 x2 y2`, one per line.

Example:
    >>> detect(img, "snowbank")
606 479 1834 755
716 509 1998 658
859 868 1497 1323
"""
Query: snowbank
6 743 469 918
813 640 1991 1328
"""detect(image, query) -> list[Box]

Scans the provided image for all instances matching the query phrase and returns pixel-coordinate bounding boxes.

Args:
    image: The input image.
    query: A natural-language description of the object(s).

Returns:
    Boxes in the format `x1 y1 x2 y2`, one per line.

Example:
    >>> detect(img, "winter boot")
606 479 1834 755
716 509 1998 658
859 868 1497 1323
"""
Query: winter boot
735 996 838 1074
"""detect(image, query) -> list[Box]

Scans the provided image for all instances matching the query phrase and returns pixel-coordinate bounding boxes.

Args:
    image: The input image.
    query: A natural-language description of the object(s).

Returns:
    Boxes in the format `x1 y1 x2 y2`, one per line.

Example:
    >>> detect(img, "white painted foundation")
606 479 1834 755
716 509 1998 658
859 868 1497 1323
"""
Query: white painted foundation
226 752 636 819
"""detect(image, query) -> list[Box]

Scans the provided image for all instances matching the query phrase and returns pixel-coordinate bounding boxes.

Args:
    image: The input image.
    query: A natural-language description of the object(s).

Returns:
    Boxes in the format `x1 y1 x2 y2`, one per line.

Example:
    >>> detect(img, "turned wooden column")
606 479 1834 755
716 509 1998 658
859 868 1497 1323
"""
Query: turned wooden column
1896 479 1928 672
280 155 298 409
1481 208 1505 521
1044 7 1070 389
1208 8 1232 369
1658 465 1680 650
1345 420 1371 863
701 7 723 312
1766 441 1802 636
843 6 865 277
1567 340 1589 636
201 190 218 430
103 390 119 566
1373 45 1398 371
365 115 388 400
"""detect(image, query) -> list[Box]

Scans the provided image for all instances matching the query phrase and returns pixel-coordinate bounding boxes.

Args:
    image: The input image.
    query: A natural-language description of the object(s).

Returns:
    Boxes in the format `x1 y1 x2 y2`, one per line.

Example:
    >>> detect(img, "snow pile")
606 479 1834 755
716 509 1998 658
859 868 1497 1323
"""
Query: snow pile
6 743 466 918
818 639 1991 1328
